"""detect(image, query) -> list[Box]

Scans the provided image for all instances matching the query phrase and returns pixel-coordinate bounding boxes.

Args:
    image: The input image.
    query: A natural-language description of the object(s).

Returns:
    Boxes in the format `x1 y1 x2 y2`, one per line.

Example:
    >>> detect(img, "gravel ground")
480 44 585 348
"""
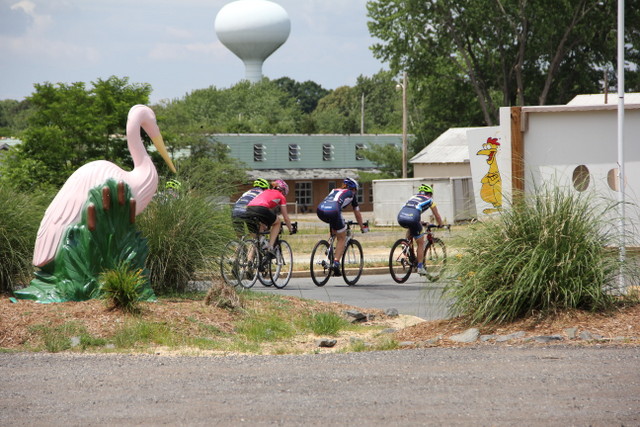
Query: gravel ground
1 346 639 426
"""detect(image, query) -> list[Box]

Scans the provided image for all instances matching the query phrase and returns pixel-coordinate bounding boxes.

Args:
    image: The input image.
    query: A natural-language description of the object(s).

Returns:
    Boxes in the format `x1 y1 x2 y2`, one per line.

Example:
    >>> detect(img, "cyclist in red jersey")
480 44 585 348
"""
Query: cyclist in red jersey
246 179 294 254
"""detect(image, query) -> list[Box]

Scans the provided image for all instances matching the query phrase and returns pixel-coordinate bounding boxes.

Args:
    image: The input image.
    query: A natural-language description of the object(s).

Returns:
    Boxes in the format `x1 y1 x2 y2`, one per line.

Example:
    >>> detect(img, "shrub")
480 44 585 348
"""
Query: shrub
0 185 49 294
447 186 623 324
99 262 147 313
137 187 235 294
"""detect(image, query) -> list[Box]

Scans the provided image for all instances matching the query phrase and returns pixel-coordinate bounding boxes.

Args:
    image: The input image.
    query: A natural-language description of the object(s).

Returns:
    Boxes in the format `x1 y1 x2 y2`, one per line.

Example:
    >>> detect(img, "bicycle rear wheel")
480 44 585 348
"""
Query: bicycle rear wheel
423 238 447 282
310 240 332 287
220 240 242 287
270 240 293 289
255 241 273 288
236 240 259 288
342 239 363 285
389 238 413 283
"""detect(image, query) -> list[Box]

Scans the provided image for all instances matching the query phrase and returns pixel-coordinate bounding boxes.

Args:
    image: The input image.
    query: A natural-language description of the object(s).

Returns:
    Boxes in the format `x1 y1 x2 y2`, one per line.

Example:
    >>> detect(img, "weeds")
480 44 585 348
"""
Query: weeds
447 185 623 324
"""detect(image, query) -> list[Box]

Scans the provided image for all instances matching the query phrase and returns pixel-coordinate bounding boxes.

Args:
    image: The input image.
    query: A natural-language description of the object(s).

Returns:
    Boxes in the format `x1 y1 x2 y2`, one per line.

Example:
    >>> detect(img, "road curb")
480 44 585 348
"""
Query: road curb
291 266 389 278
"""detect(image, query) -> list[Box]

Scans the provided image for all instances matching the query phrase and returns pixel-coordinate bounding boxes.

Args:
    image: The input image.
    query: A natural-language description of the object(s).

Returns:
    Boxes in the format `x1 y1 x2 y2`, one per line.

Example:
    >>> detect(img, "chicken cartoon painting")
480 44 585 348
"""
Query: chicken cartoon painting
476 137 502 213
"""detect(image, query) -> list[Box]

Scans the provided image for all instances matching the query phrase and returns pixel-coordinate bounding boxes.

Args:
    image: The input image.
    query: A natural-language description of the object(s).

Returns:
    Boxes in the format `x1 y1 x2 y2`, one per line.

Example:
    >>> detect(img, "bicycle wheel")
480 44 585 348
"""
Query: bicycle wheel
423 238 447 282
220 240 242 287
310 240 332 287
341 239 363 286
255 242 273 288
389 238 413 283
236 240 259 289
270 240 293 289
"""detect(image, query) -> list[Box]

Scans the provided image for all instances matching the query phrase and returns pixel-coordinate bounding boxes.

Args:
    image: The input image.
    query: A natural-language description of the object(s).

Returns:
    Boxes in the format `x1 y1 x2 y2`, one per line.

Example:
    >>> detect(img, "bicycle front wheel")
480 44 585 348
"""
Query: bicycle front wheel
220 240 242 287
236 240 259 289
270 240 293 289
341 239 363 286
389 239 413 283
310 240 332 287
423 238 447 282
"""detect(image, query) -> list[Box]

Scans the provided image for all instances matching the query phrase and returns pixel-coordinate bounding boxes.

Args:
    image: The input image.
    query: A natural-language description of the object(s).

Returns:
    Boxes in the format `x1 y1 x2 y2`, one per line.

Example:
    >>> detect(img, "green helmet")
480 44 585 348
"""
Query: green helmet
253 178 270 189
418 184 433 194
165 179 182 190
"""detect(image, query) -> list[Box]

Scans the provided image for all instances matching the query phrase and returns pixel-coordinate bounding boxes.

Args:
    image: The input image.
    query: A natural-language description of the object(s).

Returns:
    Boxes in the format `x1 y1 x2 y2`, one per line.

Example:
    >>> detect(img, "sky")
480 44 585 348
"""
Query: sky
0 0 388 104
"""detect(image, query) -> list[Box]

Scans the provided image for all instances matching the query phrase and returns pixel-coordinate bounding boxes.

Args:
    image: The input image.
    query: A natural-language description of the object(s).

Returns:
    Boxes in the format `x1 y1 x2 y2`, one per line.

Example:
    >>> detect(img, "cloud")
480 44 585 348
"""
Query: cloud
148 42 218 61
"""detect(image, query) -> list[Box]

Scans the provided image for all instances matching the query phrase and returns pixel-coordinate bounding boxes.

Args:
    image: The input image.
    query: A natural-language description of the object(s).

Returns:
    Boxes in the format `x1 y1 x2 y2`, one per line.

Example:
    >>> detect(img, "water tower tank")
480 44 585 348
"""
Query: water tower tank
215 0 291 83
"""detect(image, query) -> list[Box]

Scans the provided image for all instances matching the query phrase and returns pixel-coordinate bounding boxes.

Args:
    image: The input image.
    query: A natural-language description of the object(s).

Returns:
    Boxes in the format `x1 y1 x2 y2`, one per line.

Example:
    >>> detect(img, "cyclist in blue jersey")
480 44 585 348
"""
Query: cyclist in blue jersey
397 184 444 275
317 178 368 276
231 178 270 235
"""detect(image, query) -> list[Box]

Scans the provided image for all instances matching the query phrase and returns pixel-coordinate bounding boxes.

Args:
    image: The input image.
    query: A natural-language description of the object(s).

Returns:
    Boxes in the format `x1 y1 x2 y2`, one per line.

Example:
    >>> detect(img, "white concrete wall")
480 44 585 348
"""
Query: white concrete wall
413 163 471 179
372 177 459 226
468 105 640 243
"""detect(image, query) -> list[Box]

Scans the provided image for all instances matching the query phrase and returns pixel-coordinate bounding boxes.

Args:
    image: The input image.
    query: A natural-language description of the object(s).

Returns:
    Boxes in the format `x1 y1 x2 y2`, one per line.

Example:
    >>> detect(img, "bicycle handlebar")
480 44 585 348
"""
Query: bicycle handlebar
421 222 451 232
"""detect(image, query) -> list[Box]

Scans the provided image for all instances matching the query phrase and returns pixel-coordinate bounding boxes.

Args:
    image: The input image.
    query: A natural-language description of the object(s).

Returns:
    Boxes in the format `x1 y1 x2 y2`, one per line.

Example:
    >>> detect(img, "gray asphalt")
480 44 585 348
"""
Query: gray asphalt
252 272 453 320
2 348 639 426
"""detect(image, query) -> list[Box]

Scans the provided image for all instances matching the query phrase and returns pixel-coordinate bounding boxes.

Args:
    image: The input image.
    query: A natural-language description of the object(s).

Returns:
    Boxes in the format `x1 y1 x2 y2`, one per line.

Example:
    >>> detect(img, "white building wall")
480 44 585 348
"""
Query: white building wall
468 105 640 244
372 177 470 226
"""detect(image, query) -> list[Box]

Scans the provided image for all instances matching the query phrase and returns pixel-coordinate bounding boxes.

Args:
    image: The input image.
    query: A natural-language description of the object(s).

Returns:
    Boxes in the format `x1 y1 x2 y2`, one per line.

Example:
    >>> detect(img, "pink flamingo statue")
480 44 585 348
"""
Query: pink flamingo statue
32 104 176 268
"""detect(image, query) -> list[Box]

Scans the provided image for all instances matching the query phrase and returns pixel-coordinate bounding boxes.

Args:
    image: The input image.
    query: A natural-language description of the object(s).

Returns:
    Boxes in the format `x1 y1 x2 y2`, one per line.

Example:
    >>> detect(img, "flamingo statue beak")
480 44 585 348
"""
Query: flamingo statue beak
151 134 177 174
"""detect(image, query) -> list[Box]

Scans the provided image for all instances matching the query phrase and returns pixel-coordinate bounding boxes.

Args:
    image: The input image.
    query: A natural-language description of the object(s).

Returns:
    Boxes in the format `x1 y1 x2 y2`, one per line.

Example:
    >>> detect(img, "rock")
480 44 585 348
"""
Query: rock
70 336 81 347
480 334 497 342
449 328 480 343
317 339 337 348
564 327 578 339
385 308 399 317
495 331 526 342
579 330 603 341
533 335 564 343
344 309 367 322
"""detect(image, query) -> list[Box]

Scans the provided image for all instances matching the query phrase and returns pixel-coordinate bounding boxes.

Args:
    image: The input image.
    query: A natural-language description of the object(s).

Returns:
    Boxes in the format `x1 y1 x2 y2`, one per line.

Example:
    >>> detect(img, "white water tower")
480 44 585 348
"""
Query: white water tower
215 0 291 83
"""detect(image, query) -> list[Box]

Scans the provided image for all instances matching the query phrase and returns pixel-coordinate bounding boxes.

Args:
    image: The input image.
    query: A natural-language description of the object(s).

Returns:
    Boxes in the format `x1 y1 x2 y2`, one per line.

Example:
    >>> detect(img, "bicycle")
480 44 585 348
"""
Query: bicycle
310 220 367 287
389 223 450 283
221 220 297 289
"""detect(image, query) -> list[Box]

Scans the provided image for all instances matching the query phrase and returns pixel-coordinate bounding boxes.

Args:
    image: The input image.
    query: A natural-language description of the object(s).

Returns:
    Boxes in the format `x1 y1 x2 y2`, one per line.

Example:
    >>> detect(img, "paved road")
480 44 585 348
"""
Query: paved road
252 272 453 320
2 348 639 426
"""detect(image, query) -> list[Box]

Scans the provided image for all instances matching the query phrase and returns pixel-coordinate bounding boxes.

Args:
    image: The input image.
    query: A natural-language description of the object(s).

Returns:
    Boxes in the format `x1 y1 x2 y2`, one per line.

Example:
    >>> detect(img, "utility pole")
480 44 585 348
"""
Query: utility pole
399 72 408 178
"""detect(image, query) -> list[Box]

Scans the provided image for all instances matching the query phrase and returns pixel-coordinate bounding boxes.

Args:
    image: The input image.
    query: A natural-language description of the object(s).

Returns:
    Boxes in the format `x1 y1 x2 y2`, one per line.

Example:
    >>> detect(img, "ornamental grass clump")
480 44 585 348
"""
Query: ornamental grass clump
99 262 147 313
0 185 48 294
447 186 623 324
138 186 235 294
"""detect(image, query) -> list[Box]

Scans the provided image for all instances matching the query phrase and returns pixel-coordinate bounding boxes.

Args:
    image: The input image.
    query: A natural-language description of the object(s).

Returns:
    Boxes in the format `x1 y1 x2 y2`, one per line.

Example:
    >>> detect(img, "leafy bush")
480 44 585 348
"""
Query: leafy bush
138 187 235 294
0 185 49 294
447 186 623 324
99 262 148 313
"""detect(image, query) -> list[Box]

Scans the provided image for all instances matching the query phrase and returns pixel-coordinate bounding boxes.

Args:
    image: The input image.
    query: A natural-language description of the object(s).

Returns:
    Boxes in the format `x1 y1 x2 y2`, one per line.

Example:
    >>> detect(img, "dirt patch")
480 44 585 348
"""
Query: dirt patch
2 296 639 353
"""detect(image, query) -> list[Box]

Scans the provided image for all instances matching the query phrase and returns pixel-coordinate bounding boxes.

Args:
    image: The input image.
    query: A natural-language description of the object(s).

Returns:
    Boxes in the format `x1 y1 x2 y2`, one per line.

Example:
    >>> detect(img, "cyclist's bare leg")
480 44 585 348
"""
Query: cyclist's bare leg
415 235 426 264
333 229 347 262
268 217 282 248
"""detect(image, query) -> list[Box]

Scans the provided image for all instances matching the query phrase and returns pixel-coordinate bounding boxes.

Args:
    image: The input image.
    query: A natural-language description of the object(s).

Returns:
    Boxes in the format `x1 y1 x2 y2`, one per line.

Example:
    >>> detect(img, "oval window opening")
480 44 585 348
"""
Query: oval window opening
572 165 590 192
607 168 621 191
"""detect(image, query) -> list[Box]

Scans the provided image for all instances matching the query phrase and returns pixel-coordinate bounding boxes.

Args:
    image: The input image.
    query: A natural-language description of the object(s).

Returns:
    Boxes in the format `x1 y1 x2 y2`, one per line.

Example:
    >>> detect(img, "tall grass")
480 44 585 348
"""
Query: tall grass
138 189 235 294
99 262 147 313
0 186 49 294
447 186 623 324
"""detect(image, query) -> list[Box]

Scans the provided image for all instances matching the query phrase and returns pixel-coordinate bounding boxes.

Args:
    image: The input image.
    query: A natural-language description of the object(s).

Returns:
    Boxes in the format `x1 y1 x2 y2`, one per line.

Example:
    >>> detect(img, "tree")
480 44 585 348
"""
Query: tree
273 77 330 114
0 76 151 191
312 86 360 134
158 79 304 134
359 143 406 179
367 0 640 126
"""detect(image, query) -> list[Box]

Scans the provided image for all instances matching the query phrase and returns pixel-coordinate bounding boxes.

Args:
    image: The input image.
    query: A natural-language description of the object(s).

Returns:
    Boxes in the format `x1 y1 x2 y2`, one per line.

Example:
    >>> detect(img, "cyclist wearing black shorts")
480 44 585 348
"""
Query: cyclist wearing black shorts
231 178 270 235
397 184 444 275
316 178 368 275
